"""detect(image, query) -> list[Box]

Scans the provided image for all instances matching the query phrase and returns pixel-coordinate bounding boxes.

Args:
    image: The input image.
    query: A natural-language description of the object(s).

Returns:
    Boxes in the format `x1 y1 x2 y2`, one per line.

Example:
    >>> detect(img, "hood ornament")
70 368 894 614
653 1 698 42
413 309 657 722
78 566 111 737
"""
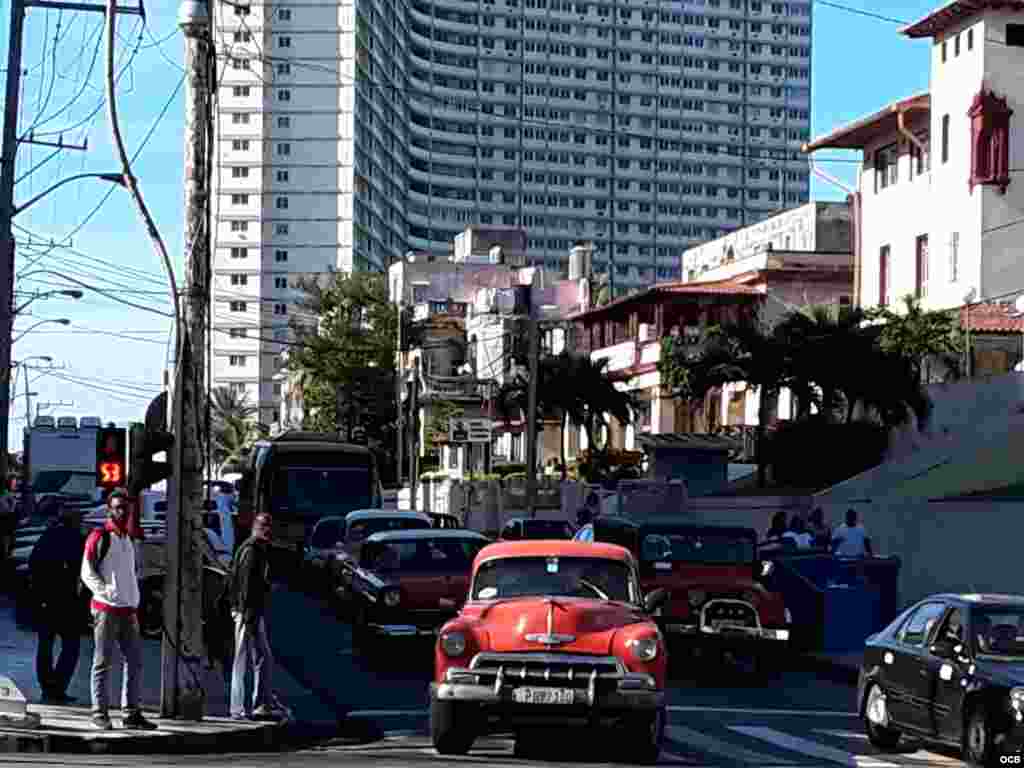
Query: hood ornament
524 599 576 646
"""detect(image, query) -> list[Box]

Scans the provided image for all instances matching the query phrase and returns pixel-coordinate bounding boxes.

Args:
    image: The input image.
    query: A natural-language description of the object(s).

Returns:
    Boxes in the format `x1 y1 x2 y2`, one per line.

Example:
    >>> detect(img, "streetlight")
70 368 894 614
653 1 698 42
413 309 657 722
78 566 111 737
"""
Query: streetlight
11 318 70 344
12 172 125 217
14 289 82 316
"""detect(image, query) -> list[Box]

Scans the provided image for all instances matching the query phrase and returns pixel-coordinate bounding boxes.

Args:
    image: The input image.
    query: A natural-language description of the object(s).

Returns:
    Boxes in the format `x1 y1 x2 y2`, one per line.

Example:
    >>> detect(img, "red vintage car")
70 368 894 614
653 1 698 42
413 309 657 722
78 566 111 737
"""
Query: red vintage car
576 517 791 671
430 540 668 762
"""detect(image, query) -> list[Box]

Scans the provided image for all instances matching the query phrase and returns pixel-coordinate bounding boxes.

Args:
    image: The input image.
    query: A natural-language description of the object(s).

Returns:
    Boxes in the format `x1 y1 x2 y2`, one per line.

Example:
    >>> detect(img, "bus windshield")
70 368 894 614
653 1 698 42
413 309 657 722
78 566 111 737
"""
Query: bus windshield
272 465 373 518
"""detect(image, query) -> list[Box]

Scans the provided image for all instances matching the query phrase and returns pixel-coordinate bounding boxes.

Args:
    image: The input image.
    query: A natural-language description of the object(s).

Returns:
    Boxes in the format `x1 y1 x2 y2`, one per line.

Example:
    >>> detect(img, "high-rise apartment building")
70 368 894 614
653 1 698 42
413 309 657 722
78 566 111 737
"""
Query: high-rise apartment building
211 0 812 423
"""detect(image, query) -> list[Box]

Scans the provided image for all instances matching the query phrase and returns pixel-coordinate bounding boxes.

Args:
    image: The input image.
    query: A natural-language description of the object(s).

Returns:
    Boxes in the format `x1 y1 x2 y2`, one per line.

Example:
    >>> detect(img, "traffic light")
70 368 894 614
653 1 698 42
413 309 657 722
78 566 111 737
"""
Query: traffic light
96 425 127 490
127 391 174 496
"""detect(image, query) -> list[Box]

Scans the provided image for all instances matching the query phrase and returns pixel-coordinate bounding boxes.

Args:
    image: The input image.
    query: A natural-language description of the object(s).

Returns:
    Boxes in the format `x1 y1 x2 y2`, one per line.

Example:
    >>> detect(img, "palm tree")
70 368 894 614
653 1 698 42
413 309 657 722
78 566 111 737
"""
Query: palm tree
870 294 962 383
210 387 265 474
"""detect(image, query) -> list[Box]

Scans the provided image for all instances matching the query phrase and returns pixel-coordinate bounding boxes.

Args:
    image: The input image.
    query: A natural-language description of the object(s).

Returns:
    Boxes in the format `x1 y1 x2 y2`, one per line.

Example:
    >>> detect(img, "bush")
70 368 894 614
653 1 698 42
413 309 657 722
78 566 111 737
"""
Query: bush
768 417 888 490
492 463 527 478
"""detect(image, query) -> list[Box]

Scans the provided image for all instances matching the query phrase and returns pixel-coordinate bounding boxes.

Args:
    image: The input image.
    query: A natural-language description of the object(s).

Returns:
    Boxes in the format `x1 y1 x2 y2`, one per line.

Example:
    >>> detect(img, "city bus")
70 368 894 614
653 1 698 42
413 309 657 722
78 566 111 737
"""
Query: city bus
236 431 383 564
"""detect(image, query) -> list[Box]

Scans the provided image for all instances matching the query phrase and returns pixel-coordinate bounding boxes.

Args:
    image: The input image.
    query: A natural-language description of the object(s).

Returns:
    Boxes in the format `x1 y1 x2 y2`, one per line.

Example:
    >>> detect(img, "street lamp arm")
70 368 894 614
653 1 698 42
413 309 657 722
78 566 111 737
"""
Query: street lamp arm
11 318 69 344
12 172 125 217
13 288 81 317
17 268 174 319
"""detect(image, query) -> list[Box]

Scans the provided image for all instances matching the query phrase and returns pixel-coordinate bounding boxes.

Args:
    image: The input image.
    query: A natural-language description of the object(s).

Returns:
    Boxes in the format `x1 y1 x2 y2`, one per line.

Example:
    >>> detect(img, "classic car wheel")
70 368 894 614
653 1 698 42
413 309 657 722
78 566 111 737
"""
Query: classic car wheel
863 683 901 749
964 706 998 767
430 699 476 755
621 705 665 765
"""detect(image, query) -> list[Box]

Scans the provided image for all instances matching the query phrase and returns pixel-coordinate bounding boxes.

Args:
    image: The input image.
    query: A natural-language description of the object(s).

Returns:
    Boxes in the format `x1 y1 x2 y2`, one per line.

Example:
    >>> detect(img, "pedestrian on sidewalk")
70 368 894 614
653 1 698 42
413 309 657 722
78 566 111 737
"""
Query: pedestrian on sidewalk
80 489 158 731
29 502 85 704
229 512 283 721
831 508 873 558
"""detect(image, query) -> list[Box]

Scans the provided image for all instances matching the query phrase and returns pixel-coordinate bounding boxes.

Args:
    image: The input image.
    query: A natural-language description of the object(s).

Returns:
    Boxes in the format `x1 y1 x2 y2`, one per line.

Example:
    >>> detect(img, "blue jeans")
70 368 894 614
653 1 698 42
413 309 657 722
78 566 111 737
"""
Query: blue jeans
91 610 142 716
230 612 272 717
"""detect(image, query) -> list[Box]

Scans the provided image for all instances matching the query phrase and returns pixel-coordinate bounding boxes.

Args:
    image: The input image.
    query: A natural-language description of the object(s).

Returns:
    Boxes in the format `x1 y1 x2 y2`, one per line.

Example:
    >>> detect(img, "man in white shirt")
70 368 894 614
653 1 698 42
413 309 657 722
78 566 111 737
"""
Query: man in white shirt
832 508 873 558
781 515 813 549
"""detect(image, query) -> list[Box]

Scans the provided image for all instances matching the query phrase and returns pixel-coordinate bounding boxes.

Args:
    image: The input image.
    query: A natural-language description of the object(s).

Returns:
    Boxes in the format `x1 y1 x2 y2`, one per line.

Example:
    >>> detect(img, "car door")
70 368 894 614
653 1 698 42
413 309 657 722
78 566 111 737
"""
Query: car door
925 606 970 742
884 600 948 733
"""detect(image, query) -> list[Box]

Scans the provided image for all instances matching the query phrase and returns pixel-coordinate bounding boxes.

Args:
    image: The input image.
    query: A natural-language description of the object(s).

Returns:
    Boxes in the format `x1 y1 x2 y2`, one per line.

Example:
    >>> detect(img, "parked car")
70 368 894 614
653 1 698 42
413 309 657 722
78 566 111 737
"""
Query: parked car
331 510 433 601
303 515 348 592
575 517 790 671
430 539 668 762
429 512 463 530
859 593 1024 767
499 517 576 541
350 529 490 648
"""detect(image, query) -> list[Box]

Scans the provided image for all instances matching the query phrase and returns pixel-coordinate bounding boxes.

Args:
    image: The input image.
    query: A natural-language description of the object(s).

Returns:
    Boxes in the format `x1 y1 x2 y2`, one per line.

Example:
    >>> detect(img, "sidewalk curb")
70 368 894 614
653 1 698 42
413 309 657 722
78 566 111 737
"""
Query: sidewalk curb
800 654 860 687
0 718 343 755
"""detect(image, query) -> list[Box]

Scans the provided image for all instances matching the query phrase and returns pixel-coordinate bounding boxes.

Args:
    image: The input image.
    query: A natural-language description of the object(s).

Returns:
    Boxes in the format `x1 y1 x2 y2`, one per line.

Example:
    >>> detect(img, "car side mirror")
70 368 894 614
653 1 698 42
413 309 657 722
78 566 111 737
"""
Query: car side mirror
643 588 668 613
439 597 459 611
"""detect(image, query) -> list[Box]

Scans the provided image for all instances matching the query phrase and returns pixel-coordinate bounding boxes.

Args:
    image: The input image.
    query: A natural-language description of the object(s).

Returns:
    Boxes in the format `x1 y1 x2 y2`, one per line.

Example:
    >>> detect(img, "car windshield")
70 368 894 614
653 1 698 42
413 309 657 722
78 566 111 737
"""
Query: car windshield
32 470 96 496
347 517 430 543
471 556 635 603
272 466 372 518
640 528 755 565
973 608 1024 661
522 520 574 539
363 538 487 572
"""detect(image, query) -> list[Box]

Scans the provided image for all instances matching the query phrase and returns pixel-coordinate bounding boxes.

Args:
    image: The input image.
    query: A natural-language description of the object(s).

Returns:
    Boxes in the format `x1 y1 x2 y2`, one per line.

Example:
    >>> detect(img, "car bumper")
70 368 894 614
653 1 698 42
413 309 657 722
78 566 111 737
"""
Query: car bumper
368 623 439 639
661 621 791 643
430 673 664 718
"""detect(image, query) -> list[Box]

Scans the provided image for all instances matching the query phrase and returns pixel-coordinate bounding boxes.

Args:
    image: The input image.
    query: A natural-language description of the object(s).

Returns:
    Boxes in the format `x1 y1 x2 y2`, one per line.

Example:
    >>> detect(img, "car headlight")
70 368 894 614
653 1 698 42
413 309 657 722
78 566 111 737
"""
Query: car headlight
628 636 659 662
1011 687 1024 711
440 631 467 657
382 589 401 608
688 590 706 607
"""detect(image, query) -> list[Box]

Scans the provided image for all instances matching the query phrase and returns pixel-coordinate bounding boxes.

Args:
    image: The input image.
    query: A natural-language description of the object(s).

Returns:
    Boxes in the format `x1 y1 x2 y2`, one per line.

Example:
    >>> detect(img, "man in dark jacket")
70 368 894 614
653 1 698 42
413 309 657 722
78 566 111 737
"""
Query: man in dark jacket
29 502 85 704
229 513 280 721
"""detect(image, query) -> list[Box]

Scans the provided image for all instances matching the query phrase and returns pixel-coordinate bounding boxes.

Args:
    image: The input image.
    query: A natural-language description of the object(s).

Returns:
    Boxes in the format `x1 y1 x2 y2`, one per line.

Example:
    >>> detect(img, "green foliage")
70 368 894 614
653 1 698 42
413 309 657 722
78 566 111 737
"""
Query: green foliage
287 271 398 444
426 401 464 447
868 294 963 382
491 463 527 478
210 387 268 471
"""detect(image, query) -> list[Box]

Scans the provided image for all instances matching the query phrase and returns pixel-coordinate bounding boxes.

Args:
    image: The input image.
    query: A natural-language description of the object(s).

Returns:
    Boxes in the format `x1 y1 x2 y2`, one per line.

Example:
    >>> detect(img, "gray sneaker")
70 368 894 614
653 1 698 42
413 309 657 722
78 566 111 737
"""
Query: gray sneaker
92 713 113 731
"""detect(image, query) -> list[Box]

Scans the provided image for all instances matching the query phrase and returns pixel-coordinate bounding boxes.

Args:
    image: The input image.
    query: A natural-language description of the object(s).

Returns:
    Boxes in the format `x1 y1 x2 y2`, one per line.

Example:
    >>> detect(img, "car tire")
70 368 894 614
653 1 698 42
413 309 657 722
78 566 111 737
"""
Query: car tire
964 706 998 767
622 705 665 765
430 698 476 756
863 683 901 750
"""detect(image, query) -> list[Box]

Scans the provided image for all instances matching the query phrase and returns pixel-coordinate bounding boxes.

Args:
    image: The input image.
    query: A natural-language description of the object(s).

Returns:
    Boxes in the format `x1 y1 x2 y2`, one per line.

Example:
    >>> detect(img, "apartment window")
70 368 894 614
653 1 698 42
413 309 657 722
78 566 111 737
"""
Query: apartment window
231 113 250 125
276 224 289 235
279 36 292 48
277 142 291 156
911 132 931 175
229 355 247 366
949 231 960 282
231 140 250 151
955 34 961 56
274 277 288 289
879 245 890 307
229 247 248 258
231 166 249 178
915 234 929 299
229 328 247 339
968 28 974 49
230 274 248 286
276 197 289 209
232 31 251 43
1008 24 1024 47
230 221 248 232
874 143 898 191
278 89 291 102
942 114 950 163
229 382 245 395
231 194 249 205
232 86 250 97
274 303 288 315
275 249 289 262
232 58 250 70
229 301 247 312
276 170 290 183
234 3 250 15
277 116 291 128
278 8 291 19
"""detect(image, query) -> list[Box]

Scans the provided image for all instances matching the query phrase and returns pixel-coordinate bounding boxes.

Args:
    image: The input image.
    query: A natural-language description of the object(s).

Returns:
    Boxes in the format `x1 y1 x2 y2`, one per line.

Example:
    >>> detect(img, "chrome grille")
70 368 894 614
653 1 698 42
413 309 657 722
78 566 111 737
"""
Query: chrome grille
701 600 758 629
469 653 624 689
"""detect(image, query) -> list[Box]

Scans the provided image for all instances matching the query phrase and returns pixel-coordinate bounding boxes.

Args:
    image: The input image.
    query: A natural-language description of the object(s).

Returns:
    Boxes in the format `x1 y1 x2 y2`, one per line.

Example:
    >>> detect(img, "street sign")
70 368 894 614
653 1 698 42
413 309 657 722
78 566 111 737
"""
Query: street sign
449 418 492 443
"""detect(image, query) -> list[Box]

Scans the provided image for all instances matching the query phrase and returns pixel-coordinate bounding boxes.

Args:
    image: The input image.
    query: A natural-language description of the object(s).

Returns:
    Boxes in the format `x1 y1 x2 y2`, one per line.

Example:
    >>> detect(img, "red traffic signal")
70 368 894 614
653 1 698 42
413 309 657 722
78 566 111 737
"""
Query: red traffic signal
96 426 127 490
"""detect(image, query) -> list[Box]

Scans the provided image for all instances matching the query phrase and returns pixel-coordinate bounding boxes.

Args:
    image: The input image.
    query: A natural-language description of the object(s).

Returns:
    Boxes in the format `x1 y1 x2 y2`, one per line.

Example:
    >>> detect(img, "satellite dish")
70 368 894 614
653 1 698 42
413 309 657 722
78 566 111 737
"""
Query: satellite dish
964 287 977 304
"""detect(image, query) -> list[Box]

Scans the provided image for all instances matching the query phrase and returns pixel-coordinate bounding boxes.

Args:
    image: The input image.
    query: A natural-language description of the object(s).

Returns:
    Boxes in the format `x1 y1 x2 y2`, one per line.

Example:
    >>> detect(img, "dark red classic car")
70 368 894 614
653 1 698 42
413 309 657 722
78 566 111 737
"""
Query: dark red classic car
349 529 490 649
576 517 791 669
430 540 668 762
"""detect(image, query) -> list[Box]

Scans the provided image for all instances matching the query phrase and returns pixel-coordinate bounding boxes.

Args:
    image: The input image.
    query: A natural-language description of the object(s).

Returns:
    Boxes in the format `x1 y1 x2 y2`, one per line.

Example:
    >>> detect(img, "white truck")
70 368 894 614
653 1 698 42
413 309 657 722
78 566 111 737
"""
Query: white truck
23 415 105 502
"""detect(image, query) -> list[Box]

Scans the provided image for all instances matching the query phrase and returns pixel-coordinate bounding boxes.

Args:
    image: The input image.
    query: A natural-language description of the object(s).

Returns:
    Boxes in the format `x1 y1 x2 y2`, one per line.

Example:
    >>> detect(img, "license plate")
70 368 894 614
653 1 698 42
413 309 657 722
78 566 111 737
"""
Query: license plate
512 687 574 705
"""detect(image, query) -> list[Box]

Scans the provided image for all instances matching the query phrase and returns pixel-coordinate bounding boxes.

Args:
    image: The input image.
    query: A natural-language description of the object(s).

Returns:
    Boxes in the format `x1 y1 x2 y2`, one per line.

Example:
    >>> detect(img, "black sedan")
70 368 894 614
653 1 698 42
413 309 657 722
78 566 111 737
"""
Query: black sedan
858 593 1024 767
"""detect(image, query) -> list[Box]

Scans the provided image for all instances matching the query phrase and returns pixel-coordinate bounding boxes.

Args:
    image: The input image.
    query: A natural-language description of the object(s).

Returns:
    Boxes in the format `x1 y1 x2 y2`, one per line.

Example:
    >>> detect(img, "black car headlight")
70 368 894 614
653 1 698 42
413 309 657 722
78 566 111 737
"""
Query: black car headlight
628 636 659 662
1011 687 1024 713
440 631 467 657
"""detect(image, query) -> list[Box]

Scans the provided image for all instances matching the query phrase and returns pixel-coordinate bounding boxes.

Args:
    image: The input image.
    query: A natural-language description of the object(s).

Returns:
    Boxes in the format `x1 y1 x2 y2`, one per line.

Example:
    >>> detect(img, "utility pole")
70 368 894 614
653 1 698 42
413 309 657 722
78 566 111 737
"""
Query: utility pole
409 365 419 508
396 306 404 488
161 0 210 721
524 314 540 518
0 0 27 488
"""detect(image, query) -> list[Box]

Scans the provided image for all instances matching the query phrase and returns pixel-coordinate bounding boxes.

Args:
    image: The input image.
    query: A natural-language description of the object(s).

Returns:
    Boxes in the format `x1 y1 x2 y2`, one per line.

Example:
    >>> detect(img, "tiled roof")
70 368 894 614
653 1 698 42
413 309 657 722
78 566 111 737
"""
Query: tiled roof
961 302 1024 333
636 433 741 452
567 280 762 320
802 93 930 152
903 0 1024 39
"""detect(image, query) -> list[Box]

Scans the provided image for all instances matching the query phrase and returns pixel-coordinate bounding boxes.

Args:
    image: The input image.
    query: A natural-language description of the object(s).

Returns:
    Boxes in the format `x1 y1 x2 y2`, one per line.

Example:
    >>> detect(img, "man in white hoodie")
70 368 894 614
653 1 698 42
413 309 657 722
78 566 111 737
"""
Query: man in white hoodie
80 490 158 731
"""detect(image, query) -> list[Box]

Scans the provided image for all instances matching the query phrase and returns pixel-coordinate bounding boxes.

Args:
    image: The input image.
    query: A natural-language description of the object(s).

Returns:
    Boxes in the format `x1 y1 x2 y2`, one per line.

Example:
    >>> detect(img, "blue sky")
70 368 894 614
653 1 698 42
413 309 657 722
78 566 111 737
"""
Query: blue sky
0 0 940 449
